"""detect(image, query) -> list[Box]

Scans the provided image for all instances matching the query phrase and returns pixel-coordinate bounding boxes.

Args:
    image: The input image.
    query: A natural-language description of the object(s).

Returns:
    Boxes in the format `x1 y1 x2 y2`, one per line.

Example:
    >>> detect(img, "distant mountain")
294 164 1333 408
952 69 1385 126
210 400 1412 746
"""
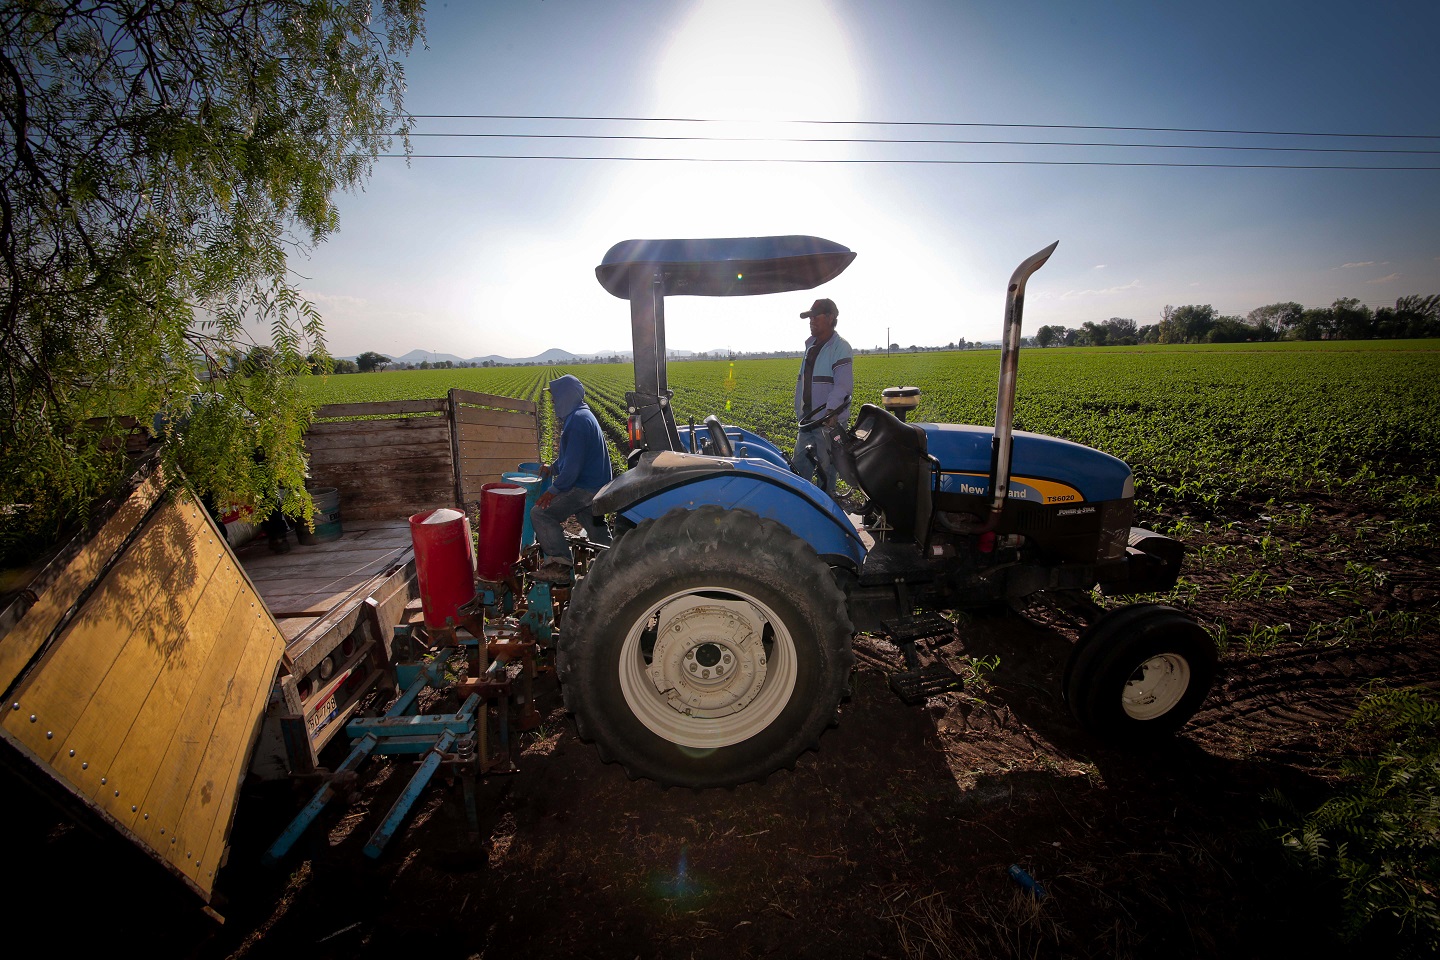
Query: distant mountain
338 347 713 366
392 349 470 365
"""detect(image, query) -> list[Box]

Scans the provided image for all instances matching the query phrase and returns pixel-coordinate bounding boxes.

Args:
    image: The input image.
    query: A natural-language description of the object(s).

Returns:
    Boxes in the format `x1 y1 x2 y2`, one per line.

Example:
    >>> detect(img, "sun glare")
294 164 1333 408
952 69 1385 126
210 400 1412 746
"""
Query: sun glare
654 0 862 125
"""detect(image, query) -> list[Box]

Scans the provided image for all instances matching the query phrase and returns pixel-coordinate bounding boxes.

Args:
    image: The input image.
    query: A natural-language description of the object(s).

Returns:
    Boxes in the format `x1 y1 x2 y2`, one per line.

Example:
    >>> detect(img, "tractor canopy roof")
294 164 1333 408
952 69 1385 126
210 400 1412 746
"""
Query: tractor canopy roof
595 236 855 299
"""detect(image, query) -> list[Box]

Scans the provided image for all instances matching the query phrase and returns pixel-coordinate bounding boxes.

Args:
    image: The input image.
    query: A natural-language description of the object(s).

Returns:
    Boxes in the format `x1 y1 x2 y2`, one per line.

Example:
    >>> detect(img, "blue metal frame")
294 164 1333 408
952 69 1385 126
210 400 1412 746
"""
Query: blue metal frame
264 644 483 864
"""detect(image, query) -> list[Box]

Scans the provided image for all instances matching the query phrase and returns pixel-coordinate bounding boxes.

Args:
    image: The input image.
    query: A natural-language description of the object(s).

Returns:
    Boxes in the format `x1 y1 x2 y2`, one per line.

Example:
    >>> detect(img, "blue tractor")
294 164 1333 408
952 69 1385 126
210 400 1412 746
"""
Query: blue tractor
559 236 1215 788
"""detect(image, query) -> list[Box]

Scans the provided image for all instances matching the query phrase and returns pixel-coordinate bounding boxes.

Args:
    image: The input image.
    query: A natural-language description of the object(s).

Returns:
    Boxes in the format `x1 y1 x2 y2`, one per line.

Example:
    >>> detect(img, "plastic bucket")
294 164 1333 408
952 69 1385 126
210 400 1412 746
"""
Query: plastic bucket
477 482 527 581
518 462 551 494
409 507 476 630
296 487 342 545
501 472 544 548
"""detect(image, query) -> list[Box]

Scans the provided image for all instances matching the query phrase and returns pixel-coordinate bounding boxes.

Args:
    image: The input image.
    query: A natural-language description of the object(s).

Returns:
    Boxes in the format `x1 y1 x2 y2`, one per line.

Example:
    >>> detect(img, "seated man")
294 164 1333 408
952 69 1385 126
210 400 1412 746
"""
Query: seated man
531 374 613 582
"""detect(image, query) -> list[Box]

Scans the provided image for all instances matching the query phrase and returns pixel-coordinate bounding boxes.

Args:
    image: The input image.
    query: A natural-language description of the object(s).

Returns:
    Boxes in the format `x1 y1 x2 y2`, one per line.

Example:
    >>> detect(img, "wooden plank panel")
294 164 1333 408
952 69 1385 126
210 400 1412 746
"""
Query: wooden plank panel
456 422 538 446
0 470 166 693
128 587 270 884
457 438 542 465
259 587 367 617
452 389 537 414
313 400 446 420
305 430 451 456
188 628 283 887
102 564 241 827
306 419 450 444
459 456 542 478
275 617 314 643
455 406 536 430
45 498 224 799
335 484 455 514
244 552 410 584
170 608 279 889
308 442 452 466
0 496 196 765
341 498 452 523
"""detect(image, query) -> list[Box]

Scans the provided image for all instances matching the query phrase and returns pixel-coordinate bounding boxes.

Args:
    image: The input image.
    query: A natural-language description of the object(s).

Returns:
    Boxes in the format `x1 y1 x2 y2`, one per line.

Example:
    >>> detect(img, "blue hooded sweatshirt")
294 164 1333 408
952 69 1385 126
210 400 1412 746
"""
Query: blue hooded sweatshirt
549 375 613 493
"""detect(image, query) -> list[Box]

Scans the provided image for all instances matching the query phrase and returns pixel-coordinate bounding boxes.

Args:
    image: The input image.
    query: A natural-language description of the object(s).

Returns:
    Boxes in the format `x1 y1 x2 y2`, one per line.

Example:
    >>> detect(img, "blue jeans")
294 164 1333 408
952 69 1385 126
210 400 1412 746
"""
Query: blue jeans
792 425 837 497
531 485 610 560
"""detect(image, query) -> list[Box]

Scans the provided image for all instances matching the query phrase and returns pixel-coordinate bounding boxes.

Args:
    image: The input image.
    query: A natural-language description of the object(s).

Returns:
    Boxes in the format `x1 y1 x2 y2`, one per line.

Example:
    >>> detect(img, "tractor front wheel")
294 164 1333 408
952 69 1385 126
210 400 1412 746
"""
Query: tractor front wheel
558 506 854 787
1063 604 1217 744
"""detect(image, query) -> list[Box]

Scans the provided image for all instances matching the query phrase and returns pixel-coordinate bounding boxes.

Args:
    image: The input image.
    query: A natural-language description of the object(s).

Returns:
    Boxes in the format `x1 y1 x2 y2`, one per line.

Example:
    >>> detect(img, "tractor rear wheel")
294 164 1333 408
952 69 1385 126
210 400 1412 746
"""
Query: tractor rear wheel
1063 604 1217 744
558 505 854 787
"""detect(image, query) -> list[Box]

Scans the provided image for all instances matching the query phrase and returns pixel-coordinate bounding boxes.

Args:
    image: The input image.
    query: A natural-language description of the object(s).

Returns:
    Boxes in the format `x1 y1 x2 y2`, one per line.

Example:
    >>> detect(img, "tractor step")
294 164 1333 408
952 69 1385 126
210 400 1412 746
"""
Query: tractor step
888 662 963 705
880 612 955 645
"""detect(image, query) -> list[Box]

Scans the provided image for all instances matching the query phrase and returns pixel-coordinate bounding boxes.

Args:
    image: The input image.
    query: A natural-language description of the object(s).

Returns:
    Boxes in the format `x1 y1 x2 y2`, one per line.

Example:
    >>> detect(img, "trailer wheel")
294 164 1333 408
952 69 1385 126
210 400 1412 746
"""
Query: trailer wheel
1063 604 1217 744
558 505 854 787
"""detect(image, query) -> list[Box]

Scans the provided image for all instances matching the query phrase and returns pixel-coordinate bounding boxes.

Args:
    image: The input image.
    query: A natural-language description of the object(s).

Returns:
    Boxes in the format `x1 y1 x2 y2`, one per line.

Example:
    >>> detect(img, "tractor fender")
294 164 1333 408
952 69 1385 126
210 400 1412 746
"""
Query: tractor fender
595 451 866 569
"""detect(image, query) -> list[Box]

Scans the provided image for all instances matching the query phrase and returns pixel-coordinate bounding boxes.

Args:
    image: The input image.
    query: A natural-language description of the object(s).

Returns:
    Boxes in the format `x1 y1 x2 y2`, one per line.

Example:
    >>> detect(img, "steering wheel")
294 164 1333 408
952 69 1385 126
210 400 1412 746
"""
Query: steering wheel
703 415 734 457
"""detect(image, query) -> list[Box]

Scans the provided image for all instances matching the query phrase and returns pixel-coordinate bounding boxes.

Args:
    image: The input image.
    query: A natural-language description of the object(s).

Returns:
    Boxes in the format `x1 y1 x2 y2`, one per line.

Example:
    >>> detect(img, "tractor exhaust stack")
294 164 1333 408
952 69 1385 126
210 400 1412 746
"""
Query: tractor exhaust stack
987 241 1059 524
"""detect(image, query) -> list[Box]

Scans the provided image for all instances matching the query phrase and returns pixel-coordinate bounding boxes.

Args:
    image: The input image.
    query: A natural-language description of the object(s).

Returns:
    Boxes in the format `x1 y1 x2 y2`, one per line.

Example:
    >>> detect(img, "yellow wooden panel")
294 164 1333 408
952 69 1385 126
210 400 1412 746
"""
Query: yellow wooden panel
173 611 283 883
0 470 166 694
128 585 260 861
47 498 224 800
0 497 194 764
103 567 242 829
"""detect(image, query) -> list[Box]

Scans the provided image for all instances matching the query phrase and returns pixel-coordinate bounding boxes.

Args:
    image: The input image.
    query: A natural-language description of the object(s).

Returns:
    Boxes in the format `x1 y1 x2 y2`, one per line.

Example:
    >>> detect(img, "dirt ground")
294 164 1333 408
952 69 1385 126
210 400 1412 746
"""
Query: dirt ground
4 494 1437 959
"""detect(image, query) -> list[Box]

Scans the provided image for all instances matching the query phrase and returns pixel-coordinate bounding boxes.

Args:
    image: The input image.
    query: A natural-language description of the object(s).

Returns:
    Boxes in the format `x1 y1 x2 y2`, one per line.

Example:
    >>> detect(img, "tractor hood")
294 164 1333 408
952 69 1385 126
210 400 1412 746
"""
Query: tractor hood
921 424 1134 504
596 236 856 298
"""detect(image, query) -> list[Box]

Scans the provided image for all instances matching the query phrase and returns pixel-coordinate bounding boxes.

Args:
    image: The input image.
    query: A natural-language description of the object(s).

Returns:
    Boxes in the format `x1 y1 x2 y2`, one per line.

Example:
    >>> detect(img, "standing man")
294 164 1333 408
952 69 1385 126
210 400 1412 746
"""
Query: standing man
532 374 613 582
793 297 853 498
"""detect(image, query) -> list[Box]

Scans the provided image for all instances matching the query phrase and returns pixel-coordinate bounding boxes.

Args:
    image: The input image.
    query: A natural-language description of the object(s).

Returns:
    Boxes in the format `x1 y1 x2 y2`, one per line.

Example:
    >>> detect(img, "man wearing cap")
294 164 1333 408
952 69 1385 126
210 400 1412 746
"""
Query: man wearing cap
793 297 853 498
532 374 613 582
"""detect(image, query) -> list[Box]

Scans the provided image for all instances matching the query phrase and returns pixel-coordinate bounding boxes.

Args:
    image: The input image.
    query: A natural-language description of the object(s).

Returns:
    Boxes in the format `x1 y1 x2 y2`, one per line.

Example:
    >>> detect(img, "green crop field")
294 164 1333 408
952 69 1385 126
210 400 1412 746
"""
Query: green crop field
310 340 1440 522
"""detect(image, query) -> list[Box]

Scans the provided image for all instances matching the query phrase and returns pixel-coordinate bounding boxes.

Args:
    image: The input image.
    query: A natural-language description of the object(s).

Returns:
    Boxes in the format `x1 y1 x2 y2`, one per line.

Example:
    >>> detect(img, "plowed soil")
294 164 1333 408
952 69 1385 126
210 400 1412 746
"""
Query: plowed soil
4 495 1437 959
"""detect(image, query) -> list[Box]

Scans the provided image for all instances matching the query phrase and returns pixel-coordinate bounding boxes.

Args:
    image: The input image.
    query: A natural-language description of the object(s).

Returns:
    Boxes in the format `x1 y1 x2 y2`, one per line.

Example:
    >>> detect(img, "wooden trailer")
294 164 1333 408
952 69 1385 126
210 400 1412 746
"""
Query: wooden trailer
0 388 541 903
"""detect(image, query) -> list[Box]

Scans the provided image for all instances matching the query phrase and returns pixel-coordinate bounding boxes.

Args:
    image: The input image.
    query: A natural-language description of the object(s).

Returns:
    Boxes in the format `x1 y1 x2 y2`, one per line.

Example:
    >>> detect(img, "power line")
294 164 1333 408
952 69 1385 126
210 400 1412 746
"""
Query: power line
407 113 1440 141
401 132 1440 155
379 153 1439 170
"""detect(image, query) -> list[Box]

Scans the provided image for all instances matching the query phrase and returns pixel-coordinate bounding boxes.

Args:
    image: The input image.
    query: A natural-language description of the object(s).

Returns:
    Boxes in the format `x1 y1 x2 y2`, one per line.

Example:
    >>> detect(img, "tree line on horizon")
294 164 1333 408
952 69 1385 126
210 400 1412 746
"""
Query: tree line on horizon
337 294 1440 373
1034 294 1440 347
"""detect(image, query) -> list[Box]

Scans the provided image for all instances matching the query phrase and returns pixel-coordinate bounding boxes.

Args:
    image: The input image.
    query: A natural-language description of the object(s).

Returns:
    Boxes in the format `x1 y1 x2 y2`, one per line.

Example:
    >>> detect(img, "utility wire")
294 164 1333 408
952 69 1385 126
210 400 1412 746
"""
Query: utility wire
406 114 1440 141
380 153 1439 170
401 132 1440 155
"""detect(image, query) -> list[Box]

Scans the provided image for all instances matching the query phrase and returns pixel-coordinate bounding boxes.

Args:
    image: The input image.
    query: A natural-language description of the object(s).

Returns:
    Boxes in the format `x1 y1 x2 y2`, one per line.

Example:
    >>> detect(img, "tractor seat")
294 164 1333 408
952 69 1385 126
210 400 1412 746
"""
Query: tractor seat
849 404 933 543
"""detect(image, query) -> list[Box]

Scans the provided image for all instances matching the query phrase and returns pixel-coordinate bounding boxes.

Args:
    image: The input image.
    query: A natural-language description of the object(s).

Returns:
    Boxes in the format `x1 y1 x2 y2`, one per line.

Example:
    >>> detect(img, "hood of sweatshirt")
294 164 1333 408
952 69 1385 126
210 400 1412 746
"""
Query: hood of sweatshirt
550 374 586 419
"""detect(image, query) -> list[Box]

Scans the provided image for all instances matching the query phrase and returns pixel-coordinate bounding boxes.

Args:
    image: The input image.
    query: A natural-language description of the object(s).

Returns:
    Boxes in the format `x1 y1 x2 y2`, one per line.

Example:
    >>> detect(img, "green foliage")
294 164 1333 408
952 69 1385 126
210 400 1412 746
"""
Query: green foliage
0 1 424 565
355 351 393 373
1269 687 1440 954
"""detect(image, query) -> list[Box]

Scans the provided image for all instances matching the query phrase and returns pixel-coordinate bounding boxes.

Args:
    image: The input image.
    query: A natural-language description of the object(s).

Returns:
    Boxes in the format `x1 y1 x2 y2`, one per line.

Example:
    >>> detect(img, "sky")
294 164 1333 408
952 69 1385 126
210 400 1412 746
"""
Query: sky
297 0 1440 360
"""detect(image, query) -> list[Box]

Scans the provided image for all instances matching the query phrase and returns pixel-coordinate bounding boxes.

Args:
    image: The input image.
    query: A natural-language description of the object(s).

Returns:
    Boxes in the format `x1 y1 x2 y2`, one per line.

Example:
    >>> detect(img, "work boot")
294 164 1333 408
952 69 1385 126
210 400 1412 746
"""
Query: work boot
533 557 573 583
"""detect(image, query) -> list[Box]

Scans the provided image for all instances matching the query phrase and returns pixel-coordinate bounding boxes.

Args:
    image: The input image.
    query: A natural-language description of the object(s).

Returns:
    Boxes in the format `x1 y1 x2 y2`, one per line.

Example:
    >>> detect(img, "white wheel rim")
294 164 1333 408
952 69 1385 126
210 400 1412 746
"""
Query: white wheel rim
617 589 798 749
1122 653 1191 720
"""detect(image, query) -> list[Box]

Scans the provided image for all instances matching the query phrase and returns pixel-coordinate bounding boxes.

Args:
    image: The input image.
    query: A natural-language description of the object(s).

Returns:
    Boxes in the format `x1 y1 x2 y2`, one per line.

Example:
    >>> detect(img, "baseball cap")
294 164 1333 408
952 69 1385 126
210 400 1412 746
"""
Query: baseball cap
800 298 837 319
